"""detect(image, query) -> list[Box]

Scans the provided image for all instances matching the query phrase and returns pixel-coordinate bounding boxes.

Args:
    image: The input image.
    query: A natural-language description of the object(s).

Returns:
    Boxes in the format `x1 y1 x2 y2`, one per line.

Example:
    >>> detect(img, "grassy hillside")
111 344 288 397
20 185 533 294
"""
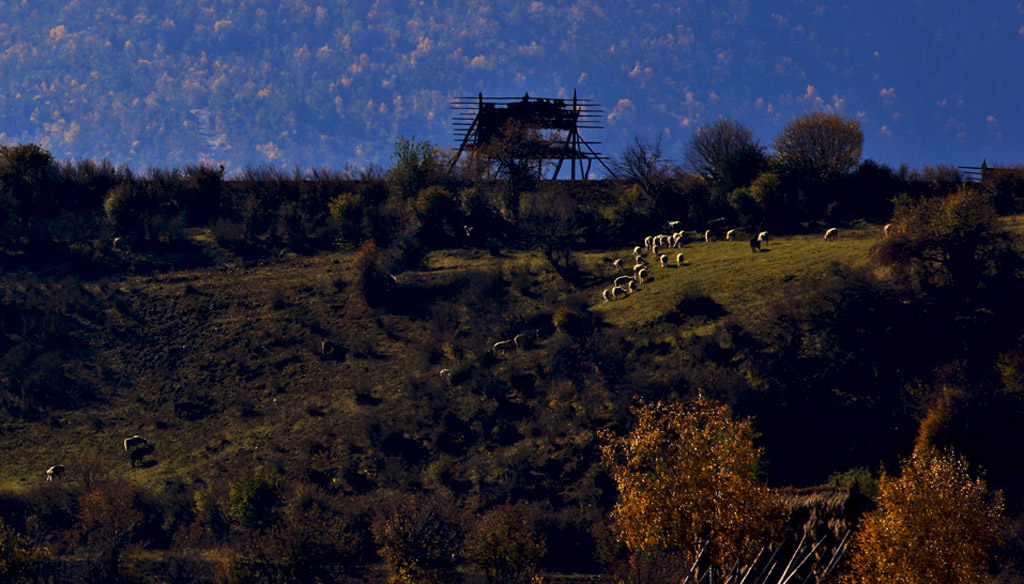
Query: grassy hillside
0 224 886 492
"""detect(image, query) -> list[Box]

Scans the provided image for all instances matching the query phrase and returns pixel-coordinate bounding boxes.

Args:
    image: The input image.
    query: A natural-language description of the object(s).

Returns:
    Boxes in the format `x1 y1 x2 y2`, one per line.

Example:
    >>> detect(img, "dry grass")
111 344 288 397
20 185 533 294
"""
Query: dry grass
0 221 982 490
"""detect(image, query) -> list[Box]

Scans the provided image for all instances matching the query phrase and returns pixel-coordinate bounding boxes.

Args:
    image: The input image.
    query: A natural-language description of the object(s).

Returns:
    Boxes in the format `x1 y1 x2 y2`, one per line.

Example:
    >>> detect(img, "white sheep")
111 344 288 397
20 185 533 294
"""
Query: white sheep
757 231 769 243
644 235 653 249
602 288 612 302
633 246 642 256
659 254 668 268
637 267 648 283
439 368 454 383
614 275 635 288
46 464 64 482
704 229 711 242
883 223 892 238
676 253 684 267
611 285 629 300
613 258 623 271
124 435 148 452
824 227 838 241
513 333 527 348
726 229 736 241
627 280 636 294
668 220 681 229
492 340 515 353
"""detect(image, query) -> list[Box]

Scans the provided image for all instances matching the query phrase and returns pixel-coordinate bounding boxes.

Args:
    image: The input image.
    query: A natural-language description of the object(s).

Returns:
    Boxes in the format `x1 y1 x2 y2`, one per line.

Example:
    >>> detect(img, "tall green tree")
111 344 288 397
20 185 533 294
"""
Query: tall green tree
773 111 863 181
683 118 762 182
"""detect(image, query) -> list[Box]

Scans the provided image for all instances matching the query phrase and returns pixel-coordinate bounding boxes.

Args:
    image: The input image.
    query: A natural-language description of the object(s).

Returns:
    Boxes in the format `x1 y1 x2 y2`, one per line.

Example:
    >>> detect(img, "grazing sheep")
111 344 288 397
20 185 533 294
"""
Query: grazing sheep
632 263 645 275
757 231 769 243
676 253 684 267
611 285 629 300
883 223 892 237
659 254 668 268
651 245 659 257
439 368 453 381
704 229 711 242
627 280 636 293
644 235 653 250
750 238 761 253
124 435 148 452
824 227 838 241
633 246 642 256
492 340 515 353
637 267 648 283
603 288 612 302
614 275 635 288
513 333 528 349
668 220 681 229
613 258 623 271
46 464 64 482
726 229 736 241
129 443 155 468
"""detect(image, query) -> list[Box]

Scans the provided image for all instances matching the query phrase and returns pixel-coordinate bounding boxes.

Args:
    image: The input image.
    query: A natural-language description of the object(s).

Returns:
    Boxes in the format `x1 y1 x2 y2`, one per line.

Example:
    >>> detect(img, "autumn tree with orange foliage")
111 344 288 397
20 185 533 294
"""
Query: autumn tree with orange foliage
73 482 146 582
600 397 785 576
843 446 1006 584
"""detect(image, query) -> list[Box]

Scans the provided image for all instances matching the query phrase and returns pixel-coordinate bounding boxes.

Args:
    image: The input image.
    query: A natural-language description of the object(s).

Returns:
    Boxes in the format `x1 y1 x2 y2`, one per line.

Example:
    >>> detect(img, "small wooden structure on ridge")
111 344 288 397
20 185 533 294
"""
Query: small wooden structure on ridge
449 91 613 179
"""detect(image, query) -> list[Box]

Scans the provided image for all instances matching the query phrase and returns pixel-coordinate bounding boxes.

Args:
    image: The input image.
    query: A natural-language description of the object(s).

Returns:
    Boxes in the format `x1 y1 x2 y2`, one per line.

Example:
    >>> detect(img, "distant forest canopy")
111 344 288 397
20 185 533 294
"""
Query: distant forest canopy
1 1 1014 173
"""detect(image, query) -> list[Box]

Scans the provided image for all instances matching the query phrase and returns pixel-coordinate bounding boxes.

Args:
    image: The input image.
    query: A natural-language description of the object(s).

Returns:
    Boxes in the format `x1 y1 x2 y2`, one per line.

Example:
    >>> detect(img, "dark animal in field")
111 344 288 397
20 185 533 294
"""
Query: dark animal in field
130 443 155 467
750 238 761 253
174 401 203 420
46 464 65 482
124 435 148 452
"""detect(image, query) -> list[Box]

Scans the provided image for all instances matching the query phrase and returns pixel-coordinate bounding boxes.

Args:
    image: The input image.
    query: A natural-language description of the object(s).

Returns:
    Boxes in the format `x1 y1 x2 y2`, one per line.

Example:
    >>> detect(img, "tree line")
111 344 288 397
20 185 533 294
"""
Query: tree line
4 111 1024 272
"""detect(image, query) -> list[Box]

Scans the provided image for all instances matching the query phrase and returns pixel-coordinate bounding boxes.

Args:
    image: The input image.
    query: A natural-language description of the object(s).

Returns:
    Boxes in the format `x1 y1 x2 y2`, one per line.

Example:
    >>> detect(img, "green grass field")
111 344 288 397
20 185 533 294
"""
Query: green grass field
589 225 882 330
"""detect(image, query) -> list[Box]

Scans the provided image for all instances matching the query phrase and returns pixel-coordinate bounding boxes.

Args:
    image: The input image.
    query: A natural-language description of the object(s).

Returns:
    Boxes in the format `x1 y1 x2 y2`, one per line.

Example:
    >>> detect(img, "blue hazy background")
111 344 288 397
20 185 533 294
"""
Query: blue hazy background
2 0 1021 173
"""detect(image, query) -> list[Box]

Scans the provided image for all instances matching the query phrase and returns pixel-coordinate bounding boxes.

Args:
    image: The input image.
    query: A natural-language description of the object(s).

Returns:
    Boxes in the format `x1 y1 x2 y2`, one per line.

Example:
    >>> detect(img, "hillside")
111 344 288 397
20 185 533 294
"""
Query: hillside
4 201 1024 580
0 224 887 492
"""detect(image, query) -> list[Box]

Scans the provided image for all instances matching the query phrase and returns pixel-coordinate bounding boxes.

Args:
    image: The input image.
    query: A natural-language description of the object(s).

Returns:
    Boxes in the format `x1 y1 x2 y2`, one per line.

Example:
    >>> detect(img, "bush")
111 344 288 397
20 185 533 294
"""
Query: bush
372 493 465 584
227 472 282 530
0 516 50 582
465 503 546 584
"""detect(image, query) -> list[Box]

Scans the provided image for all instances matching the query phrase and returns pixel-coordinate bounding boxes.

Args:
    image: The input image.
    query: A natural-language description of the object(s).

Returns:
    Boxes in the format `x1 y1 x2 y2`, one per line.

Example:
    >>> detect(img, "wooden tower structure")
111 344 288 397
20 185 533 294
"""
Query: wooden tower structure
448 91 613 179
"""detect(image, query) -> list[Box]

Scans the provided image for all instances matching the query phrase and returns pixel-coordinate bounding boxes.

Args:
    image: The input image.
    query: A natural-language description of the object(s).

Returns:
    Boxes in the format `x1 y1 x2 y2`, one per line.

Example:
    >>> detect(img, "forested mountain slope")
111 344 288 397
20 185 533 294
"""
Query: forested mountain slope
3 1 1021 171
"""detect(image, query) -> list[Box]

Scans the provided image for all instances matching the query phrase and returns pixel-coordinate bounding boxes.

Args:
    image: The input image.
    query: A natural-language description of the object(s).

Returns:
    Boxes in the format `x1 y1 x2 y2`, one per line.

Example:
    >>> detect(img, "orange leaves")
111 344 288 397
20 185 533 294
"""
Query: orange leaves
844 448 1006 584
600 397 784 572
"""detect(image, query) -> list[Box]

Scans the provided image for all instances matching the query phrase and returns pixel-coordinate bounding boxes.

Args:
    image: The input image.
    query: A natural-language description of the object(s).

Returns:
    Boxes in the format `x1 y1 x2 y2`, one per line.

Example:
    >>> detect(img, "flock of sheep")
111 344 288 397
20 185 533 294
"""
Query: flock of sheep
599 223 776 303
598 222 886 304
